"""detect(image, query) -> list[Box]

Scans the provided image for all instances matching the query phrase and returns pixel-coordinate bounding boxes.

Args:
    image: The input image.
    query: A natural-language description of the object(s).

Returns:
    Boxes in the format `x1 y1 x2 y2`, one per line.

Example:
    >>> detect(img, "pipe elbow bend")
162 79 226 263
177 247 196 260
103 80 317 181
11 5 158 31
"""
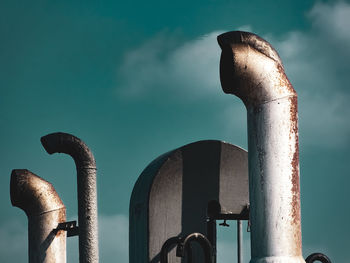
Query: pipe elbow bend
41 132 96 170
10 169 65 217
217 31 295 106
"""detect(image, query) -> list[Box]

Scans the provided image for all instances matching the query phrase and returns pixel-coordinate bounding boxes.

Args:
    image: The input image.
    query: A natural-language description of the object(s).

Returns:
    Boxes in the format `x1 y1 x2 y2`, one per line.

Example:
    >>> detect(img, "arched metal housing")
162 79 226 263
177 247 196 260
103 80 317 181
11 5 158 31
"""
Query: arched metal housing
130 140 248 263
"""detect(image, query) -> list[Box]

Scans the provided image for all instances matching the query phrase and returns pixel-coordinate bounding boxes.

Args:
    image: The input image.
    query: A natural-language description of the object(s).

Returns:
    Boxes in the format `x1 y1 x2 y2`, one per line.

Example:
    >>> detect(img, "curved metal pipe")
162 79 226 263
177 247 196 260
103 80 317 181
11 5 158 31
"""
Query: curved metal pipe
218 31 304 263
305 253 331 263
160 237 193 263
41 132 98 263
176 233 213 263
10 169 66 263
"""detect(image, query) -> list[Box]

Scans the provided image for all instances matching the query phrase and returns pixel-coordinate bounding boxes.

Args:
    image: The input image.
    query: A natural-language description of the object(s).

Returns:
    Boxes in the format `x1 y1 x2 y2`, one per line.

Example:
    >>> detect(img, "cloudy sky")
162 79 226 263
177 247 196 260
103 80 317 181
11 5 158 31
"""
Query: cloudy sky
1 0 349 262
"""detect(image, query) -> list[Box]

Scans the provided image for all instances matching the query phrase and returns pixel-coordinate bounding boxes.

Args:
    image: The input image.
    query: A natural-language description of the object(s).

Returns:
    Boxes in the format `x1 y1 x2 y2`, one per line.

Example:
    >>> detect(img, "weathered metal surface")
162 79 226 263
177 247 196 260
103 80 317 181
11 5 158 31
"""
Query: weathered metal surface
41 132 98 263
130 140 248 263
10 169 67 263
218 31 304 263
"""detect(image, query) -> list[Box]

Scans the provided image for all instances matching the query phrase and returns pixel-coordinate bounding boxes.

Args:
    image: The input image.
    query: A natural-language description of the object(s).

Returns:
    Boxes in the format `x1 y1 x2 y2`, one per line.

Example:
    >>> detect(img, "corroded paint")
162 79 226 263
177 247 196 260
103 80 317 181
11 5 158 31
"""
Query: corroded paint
11 169 67 263
289 96 301 226
218 31 305 263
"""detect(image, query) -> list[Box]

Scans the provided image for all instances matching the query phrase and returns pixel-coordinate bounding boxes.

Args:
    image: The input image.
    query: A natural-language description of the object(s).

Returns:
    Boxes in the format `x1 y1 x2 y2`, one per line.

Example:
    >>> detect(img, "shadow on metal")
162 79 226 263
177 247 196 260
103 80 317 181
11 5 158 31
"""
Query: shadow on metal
176 233 213 263
160 233 213 263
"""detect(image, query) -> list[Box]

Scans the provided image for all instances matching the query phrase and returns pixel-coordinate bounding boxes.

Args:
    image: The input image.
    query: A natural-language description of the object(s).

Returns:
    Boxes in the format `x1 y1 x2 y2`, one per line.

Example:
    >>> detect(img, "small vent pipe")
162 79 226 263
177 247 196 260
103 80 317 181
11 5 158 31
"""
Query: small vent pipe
41 132 98 263
10 169 66 263
218 31 305 263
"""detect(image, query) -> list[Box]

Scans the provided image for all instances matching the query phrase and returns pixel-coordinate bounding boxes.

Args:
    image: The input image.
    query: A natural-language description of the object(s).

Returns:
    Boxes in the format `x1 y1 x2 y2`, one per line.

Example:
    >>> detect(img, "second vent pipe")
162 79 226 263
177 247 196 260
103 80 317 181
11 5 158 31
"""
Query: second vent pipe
218 31 305 263
41 132 98 263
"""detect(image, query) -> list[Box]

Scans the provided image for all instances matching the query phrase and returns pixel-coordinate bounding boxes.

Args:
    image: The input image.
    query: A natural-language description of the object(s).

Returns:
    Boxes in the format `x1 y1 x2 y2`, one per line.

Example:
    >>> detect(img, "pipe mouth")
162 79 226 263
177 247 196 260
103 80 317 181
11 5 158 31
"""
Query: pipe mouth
217 31 283 66
40 132 65 154
41 132 96 169
217 31 295 104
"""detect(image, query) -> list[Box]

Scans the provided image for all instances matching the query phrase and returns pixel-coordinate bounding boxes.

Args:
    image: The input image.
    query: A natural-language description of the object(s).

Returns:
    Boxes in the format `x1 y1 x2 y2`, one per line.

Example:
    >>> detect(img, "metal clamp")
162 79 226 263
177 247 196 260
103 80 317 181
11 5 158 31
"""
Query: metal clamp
219 220 230 227
56 220 79 237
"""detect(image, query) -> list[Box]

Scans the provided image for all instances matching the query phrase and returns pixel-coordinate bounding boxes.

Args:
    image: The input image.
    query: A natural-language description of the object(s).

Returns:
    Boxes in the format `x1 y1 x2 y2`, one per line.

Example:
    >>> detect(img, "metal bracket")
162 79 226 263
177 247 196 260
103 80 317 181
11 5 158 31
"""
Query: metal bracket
219 220 230 227
56 220 79 237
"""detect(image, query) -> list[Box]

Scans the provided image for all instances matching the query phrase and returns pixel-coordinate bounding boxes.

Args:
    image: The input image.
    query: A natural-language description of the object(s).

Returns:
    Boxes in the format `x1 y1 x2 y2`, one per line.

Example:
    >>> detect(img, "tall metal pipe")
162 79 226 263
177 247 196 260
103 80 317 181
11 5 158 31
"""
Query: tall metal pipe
10 169 67 263
218 31 305 263
41 132 98 263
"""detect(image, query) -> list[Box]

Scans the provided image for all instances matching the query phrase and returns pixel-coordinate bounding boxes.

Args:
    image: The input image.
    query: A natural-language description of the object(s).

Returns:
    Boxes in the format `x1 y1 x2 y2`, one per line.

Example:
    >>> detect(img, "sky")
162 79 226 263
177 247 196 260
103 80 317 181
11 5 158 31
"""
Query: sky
0 0 349 262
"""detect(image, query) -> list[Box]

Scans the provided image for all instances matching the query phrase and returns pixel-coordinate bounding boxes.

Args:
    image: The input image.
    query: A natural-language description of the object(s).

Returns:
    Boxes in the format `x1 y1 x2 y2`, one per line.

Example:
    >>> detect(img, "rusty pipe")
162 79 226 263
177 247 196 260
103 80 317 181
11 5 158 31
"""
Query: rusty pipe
40 132 98 263
10 169 66 263
218 31 304 263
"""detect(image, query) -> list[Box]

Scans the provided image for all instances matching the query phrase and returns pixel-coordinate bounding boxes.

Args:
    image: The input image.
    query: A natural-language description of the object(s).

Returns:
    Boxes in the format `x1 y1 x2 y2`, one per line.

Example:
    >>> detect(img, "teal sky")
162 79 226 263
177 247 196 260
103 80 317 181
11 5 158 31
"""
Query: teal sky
1 0 349 262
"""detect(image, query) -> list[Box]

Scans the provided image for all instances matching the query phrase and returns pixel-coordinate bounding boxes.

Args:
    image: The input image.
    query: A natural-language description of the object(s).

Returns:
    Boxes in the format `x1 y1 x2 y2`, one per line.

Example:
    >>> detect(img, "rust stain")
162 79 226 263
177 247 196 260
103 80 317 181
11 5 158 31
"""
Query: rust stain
277 64 296 95
55 209 67 237
289 96 301 230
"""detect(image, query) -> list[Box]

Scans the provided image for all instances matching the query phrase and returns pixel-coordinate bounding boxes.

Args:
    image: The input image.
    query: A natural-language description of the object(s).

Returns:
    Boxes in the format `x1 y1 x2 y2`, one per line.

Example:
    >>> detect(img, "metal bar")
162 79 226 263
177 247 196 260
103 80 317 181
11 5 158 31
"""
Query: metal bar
218 31 305 263
237 220 242 263
176 233 213 263
41 132 98 263
10 169 67 263
207 218 217 263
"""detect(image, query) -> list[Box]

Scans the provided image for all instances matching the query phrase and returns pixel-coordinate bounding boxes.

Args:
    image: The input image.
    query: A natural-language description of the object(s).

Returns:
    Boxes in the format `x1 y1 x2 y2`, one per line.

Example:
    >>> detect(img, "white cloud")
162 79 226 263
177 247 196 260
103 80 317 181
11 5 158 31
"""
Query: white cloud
117 31 223 99
269 2 350 148
67 214 129 262
98 214 129 262
309 1 350 45
0 219 27 262
217 238 251 263
117 1 350 149
0 214 129 263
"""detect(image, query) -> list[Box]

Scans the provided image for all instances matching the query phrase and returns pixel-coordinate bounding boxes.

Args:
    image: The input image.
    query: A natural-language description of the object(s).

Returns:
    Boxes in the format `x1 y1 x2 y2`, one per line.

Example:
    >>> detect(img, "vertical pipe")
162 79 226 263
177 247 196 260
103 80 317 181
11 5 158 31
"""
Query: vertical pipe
218 31 305 263
237 220 242 263
10 169 67 263
41 132 98 263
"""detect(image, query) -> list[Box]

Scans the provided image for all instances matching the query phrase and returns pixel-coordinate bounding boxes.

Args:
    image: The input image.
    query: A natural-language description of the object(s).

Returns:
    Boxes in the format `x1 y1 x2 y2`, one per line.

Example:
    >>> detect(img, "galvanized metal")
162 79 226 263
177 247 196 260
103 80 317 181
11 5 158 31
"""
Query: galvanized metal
41 132 98 263
218 31 305 263
10 169 67 263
